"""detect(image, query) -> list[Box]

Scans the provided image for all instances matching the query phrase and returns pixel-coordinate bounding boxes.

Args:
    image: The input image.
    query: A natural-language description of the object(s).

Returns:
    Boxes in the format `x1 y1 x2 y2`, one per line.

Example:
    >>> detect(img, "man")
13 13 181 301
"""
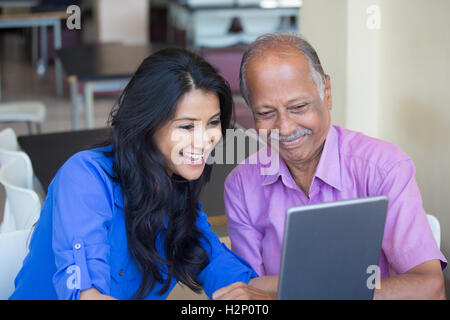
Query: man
222 33 447 299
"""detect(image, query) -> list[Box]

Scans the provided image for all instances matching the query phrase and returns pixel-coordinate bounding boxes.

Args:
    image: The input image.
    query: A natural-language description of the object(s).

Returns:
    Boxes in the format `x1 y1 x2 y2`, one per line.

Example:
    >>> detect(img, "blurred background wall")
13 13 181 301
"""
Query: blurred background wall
94 0 150 45
301 0 450 278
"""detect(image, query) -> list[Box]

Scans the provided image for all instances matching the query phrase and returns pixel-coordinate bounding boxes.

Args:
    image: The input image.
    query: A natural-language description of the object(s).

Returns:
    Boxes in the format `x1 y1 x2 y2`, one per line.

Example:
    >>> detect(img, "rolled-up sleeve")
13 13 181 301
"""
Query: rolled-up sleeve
51 153 113 300
195 206 258 299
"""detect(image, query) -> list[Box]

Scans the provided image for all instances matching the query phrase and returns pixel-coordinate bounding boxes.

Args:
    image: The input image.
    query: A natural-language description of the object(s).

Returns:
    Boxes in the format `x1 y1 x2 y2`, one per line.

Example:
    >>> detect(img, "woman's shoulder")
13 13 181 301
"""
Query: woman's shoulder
52 145 115 189
47 145 121 219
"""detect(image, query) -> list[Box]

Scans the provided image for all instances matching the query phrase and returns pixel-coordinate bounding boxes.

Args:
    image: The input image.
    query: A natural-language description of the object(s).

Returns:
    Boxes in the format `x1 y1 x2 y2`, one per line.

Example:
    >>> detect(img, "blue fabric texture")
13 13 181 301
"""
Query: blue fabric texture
9 146 258 300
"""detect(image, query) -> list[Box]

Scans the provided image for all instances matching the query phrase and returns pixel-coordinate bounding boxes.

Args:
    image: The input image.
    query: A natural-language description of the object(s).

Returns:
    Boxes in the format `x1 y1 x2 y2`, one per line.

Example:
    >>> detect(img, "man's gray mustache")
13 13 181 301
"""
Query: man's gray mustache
270 129 312 141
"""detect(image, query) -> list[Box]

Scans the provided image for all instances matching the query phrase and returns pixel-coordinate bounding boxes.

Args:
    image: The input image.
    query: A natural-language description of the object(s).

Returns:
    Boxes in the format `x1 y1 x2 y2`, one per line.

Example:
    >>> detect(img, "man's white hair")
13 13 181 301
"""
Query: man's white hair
240 33 326 105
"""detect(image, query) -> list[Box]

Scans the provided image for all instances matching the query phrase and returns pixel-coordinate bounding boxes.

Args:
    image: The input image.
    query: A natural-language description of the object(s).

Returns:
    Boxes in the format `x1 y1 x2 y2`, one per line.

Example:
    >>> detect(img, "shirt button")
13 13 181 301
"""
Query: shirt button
119 270 124 276
74 243 81 250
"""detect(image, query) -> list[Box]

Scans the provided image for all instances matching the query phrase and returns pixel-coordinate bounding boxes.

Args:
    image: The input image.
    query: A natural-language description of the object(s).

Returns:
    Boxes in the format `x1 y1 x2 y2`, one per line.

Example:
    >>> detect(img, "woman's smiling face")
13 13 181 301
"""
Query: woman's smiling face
153 89 222 181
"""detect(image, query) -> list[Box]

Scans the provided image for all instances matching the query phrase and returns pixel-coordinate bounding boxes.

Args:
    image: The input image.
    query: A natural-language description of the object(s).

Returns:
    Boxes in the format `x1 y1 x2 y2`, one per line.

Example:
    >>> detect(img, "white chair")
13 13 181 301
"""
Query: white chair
427 214 441 249
0 151 40 233
0 149 34 190
0 128 18 151
0 101 46 134
0 128 46 199
0 228 32 299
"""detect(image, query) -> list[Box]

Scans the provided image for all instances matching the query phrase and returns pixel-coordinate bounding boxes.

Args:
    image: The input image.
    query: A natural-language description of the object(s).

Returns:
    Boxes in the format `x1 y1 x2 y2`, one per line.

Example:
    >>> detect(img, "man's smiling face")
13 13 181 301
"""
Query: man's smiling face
245 48 333 166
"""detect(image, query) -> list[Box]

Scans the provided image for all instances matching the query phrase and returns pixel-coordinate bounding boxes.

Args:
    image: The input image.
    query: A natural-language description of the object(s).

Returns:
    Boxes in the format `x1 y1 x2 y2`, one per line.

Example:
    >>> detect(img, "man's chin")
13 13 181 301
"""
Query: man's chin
279 149 306 164
277 143 314 164
268 138 307 157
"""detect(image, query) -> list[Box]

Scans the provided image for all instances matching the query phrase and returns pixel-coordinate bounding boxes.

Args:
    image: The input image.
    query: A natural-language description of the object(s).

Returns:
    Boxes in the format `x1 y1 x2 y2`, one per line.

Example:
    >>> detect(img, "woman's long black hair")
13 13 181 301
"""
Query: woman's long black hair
106 48 233 299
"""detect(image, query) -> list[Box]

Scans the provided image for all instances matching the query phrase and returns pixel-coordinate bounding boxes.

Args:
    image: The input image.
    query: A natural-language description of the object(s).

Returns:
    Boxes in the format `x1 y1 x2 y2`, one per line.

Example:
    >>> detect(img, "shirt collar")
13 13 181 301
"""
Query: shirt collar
260 125 343 192
314 125 343 191
260 146 298 189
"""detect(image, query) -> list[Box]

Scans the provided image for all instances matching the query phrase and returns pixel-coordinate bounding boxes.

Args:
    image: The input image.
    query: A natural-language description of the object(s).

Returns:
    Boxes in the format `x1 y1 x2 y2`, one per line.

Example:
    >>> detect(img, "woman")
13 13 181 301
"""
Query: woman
9 48 275 300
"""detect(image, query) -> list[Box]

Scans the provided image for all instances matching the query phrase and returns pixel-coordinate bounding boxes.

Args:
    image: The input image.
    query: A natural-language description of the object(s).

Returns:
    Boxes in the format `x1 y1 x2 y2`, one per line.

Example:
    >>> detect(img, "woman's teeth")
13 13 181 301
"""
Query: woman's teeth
182 151 204 161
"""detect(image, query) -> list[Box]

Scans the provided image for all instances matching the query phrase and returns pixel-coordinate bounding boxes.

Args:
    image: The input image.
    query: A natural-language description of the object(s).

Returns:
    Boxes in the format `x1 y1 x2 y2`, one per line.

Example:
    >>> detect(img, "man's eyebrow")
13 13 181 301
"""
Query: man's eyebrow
172 112 221 122
255 105 276 110
286 96 310 105
255 97 310 110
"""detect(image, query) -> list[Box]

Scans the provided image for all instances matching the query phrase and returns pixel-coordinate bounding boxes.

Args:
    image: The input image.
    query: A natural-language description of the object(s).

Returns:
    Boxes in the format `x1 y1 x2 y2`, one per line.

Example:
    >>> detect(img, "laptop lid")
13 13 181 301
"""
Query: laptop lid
277 196 388 300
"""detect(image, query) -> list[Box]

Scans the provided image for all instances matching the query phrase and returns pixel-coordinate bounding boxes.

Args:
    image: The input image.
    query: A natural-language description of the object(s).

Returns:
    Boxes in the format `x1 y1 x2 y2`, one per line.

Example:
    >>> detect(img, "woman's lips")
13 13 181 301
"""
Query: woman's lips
181 151 205 166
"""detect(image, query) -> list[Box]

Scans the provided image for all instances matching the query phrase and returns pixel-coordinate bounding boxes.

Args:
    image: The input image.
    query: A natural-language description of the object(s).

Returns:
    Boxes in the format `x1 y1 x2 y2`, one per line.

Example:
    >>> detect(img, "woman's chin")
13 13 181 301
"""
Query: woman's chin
174 165 205 181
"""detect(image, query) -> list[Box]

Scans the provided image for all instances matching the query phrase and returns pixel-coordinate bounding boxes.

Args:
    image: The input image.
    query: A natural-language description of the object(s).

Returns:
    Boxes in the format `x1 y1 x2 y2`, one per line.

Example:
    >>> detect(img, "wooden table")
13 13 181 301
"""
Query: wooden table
0 10 68 96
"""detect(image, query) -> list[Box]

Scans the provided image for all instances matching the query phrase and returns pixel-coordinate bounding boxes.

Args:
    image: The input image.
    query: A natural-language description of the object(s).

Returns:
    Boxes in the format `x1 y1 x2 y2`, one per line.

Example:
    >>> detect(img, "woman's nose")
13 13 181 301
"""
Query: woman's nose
192 121 216 150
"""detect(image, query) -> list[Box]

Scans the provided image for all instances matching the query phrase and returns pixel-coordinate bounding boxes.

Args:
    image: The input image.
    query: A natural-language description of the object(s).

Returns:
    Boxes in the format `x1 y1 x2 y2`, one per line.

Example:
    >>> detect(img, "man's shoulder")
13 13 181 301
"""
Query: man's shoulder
335 126 412 173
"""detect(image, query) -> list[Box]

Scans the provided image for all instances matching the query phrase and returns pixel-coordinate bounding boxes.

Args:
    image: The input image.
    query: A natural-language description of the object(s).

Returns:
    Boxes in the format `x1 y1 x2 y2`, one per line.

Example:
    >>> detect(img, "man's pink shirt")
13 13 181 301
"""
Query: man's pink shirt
224 125 447 277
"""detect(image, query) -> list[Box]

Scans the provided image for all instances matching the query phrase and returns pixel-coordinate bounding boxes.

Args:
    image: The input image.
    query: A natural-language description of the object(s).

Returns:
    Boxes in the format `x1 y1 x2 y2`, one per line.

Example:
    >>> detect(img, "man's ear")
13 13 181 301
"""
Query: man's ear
324 74 332 110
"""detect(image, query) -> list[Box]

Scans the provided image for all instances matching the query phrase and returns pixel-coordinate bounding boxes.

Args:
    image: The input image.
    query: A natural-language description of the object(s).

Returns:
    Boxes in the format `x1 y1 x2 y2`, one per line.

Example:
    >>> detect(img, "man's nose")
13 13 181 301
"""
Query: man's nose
275 112 298 137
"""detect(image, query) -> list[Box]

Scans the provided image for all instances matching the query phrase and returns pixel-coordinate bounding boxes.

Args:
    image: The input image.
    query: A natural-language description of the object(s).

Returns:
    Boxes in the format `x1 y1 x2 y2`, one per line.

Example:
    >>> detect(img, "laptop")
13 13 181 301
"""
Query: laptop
277 196 388 300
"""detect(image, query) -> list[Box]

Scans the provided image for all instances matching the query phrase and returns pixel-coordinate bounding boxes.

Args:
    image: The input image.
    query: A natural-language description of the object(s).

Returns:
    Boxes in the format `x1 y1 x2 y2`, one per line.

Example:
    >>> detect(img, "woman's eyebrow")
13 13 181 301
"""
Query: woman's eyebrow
172 112 220 122
172 117 197 122
209 112 221 119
